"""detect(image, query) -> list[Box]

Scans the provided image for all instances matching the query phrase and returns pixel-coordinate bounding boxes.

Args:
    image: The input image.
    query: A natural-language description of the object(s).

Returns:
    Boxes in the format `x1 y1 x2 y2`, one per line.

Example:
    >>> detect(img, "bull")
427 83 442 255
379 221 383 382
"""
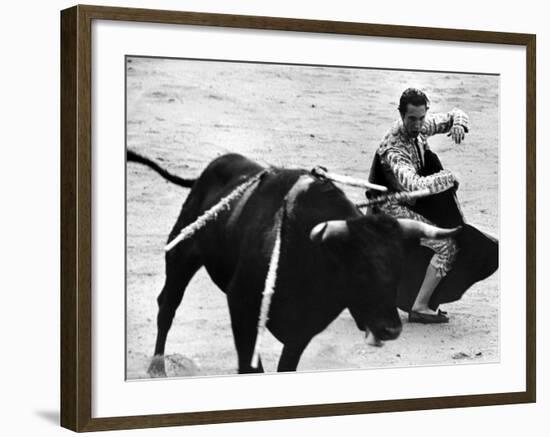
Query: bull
127 150 461 375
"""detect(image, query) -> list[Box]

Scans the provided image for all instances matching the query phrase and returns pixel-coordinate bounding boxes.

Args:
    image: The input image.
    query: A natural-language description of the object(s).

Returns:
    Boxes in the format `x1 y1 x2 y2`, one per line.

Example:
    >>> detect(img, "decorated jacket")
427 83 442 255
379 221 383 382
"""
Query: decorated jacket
376 108 469 194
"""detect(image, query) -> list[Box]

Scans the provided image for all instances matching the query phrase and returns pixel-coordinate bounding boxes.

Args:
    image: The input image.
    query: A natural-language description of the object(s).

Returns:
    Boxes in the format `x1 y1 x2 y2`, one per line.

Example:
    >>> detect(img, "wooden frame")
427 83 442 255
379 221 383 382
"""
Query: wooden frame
60 4 536 432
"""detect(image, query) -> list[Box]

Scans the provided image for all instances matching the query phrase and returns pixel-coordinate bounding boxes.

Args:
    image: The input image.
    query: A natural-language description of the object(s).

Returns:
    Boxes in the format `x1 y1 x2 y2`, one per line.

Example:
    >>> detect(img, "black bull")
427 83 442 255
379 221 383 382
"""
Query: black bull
128 151 470 374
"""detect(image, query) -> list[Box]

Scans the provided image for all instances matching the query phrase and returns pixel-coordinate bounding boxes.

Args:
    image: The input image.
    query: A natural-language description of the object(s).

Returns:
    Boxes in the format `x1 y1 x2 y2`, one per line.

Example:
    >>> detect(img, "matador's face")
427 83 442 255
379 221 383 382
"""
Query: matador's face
401 104 427 138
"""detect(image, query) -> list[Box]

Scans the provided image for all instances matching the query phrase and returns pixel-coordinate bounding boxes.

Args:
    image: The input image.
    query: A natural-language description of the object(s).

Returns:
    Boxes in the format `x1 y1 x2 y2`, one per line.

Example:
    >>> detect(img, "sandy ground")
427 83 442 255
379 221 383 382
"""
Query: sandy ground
126 57 499 379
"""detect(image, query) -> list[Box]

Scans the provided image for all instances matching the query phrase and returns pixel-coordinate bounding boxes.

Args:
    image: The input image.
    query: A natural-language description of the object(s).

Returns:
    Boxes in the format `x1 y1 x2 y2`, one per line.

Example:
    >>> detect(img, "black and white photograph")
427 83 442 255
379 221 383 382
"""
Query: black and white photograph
2 0 546 434
126 56 499 379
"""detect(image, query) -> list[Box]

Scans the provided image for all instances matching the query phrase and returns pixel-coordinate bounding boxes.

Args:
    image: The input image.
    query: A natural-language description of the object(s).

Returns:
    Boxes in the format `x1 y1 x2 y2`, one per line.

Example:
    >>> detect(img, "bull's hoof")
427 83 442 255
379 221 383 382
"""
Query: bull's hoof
147 355 167 378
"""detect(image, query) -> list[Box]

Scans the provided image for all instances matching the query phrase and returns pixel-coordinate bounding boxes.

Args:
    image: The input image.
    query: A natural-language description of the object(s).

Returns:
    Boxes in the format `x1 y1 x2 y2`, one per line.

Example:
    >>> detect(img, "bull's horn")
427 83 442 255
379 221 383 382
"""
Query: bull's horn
397 218 462 239
310 220 349 243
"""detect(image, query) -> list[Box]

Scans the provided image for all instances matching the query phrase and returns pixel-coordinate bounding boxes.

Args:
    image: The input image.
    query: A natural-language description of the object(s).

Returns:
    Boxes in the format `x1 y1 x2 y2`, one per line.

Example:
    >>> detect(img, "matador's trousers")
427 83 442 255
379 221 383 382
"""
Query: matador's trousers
380 203 458 278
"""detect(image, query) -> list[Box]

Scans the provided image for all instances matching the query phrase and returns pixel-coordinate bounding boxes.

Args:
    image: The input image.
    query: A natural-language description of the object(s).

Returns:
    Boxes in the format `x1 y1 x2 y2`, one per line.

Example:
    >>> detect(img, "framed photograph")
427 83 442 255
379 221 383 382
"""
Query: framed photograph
60 4 536 432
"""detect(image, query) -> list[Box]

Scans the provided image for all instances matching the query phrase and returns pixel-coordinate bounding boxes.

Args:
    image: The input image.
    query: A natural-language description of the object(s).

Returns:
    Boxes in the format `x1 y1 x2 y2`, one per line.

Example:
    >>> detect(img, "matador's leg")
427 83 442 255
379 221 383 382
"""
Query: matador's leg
380 203 458 322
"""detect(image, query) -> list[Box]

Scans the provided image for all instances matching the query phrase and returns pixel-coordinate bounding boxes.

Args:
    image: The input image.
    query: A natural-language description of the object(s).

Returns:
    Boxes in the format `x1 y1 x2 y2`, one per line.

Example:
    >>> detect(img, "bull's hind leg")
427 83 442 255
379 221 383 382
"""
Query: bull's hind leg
227 296 265 374
148 242 202 378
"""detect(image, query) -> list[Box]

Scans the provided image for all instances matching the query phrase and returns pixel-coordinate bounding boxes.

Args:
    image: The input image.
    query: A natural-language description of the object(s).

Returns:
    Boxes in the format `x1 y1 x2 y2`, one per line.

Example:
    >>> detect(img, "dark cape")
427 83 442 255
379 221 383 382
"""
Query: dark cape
368 150 499 312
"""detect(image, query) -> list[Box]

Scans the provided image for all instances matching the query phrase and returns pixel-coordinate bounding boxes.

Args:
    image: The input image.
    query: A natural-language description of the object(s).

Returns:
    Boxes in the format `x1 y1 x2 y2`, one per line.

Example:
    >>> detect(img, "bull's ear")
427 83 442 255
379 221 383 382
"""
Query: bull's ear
310 220 350 244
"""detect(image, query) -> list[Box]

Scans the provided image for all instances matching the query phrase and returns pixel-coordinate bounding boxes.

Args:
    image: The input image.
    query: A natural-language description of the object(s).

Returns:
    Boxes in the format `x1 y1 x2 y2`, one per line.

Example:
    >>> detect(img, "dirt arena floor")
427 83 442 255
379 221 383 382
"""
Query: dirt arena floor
126 57 499 379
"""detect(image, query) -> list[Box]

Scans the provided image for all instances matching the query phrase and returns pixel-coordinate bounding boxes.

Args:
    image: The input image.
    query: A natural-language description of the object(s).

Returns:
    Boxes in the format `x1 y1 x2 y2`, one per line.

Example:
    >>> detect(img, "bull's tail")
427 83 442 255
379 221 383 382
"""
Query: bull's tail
127 149 195 188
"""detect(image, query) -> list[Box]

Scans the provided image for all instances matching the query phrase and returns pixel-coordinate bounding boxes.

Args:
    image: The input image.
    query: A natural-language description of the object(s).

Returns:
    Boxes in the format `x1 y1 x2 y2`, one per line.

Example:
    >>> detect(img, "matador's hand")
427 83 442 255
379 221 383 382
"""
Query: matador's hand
447 125 465 144
452 172 460 191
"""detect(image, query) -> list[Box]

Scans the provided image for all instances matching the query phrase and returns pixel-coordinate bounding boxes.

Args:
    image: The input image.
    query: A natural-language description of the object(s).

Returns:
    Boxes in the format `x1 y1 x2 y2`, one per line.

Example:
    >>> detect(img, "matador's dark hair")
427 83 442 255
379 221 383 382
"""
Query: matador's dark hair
398 88 430 116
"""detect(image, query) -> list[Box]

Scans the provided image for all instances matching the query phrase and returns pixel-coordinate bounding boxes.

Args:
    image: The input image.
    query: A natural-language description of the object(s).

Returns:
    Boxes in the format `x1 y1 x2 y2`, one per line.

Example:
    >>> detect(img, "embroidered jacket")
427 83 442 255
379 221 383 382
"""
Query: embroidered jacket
376 108 469 194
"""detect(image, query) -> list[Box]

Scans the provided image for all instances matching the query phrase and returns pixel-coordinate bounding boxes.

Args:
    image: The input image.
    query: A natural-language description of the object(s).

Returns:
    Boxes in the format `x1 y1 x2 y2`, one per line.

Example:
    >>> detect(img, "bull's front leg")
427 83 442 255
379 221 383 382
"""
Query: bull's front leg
277 336 311 372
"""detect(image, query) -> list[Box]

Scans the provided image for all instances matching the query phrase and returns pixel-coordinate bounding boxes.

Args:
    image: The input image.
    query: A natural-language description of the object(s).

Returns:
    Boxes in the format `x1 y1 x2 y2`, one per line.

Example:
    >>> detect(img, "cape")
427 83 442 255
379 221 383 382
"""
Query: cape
368 150 499 312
